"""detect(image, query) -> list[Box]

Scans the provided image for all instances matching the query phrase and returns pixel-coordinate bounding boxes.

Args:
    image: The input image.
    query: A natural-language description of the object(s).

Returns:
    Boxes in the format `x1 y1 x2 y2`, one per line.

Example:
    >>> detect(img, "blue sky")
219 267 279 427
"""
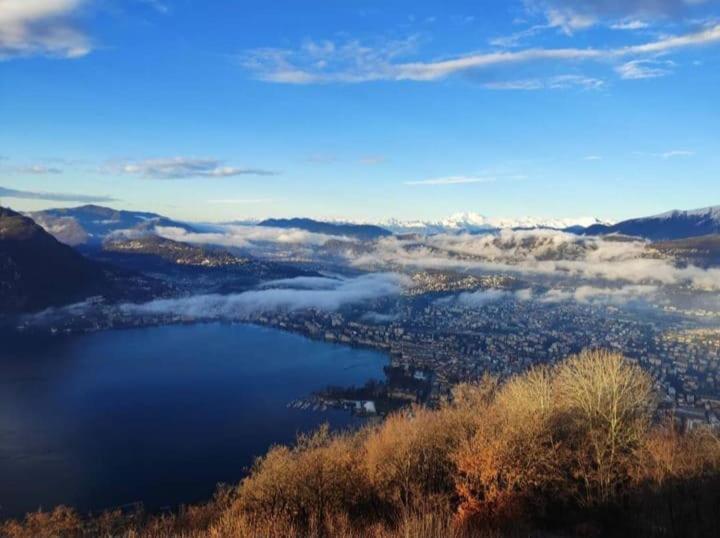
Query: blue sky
1 0 719 223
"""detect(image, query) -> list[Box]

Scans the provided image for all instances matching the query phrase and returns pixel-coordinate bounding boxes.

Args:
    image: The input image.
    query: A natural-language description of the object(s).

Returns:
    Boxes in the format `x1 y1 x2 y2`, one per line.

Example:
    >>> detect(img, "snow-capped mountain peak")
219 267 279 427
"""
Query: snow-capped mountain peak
650 205 720 222
382 213 610 234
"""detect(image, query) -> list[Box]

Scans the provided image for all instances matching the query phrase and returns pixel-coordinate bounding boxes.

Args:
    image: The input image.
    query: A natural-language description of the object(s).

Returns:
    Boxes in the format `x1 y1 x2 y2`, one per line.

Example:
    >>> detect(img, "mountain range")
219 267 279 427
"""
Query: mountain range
381 206 720 241
29 205 195 246
22 204 720 246
0 206 315 315
3 202 720 315
381 213 610 234
20 203 720 246
583 206 720 241
96 234 311 287
259 217 392 240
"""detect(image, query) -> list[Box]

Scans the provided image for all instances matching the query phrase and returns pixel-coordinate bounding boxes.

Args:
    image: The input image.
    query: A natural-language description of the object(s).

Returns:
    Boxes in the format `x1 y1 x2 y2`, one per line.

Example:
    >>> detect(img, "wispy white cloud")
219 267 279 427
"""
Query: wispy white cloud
137 0 169 14
622 23 720 54
304 153 338 165
544 7 596 33
616 59 675 79
405 176 497 186
106 157 278 179
240 35 421 84
483 79 547 90
207 198 273 205
359 155 388 165
242 24 720 85
402 24 720 80
0 185 116 203
0 0 91 59
659 149 696 158
528 0 715 31
14 164 63 174
490 8 652 48
638 149 697 159
489 24 550 48
634 149 697 158
611 19 650 30
483 74 604 90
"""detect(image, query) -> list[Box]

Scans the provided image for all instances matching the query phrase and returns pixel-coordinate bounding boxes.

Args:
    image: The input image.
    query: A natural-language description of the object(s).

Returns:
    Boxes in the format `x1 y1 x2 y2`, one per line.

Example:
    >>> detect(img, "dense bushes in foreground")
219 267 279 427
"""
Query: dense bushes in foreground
3 350 720 537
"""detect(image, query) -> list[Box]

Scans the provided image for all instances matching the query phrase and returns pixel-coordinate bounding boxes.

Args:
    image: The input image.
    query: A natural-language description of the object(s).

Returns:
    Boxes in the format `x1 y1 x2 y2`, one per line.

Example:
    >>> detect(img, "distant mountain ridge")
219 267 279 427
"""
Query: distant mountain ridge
92 234 314 291
259 218 392 240
382 212 609 234
30 205 195 246
0 207 110 313
583 205 720 240
103 234 249 268
27 204 720 245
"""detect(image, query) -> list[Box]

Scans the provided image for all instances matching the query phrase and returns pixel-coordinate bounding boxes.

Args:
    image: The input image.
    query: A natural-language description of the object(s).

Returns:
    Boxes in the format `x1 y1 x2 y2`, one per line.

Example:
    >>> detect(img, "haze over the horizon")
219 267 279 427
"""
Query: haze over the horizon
1 0 719 222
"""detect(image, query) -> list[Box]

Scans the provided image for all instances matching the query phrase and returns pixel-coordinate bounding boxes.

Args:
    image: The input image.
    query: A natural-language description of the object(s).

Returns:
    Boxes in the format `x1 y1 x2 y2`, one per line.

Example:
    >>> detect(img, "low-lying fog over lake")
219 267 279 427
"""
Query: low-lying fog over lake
0 323 385 518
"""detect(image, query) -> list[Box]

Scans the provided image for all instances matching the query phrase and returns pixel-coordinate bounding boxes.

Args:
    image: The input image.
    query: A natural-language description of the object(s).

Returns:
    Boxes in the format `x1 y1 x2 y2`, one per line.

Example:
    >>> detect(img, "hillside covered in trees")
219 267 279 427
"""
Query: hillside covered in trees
3 350 720 538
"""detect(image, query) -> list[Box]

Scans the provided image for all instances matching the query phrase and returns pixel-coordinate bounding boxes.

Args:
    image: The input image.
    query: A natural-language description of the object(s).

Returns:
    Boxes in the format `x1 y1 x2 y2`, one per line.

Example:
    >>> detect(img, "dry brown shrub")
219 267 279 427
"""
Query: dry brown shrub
390 497 469 538
0 506 82 538
638 422 720 486
234 425 370 533
451 373 499 411
130 485 236 537
454 366 561 527
204 505 479 538
363 402 476 511
629 423 720 537
89 508 139 537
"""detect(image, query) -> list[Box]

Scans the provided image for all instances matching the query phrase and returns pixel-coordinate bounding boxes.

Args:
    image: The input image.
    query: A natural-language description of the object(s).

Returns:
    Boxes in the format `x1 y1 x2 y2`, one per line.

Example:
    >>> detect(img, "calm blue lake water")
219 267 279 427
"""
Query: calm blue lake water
0 323 386 518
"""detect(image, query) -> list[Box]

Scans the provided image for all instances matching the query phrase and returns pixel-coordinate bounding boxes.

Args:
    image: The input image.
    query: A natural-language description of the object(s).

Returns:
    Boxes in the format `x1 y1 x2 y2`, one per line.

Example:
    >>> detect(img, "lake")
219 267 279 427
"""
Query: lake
0 323 386 518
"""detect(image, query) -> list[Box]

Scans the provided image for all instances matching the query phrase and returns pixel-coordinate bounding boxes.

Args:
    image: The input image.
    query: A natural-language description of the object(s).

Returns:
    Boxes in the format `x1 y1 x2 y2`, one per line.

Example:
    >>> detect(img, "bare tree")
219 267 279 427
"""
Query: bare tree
554 350 655 504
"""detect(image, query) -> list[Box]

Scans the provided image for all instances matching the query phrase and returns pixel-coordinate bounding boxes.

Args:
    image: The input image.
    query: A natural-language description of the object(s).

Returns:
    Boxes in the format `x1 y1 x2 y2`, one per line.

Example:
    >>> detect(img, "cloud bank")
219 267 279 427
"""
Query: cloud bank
30 214 88 245
438 284 659 308
437 289 518 307
538 284 659 304
121 273 410 320
351 229 720 291
156 224 344 249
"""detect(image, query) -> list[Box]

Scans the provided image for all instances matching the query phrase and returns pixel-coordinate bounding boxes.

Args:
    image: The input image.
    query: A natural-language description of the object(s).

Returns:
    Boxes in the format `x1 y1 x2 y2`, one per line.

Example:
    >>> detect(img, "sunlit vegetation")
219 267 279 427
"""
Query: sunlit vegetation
3 350 720 537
